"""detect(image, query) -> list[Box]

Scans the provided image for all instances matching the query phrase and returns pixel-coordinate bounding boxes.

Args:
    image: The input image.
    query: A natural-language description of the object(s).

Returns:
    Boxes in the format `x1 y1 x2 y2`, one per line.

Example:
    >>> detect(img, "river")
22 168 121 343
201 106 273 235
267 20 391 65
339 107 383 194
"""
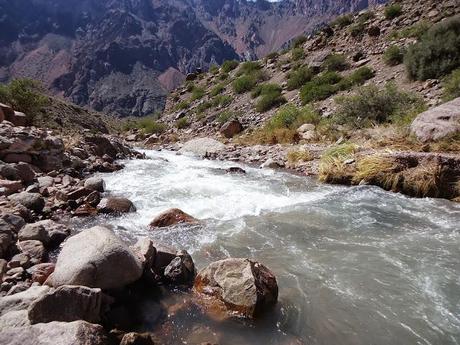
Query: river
75 149 460 345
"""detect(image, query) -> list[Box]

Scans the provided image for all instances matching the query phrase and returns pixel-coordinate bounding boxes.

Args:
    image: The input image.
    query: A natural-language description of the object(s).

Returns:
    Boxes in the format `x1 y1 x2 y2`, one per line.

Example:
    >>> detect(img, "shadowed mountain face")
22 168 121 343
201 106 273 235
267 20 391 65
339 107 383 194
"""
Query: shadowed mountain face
0 0 384 117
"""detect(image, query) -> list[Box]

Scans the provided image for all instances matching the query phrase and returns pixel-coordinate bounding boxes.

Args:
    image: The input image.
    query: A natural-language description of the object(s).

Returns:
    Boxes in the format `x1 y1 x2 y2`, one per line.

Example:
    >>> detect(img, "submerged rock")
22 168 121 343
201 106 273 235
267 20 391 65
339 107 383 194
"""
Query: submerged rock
194 258 278 318
48 226 143 289
149 208 198 228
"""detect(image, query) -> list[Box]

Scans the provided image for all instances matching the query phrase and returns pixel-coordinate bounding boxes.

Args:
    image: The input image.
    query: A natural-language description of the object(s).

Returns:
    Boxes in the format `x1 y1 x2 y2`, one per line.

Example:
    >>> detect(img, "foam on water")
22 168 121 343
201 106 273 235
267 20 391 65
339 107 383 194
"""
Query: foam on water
76 150 460 345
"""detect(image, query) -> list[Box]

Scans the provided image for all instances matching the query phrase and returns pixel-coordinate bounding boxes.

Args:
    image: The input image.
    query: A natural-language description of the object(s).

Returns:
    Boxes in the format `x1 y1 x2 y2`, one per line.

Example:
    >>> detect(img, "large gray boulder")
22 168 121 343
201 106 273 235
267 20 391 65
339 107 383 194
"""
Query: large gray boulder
0 285 51 317
84 177 105 192
48 226 143 289
194 258 278 319
0 320 109 345
179 137 225 157
411 97 460 142
28 285 102 324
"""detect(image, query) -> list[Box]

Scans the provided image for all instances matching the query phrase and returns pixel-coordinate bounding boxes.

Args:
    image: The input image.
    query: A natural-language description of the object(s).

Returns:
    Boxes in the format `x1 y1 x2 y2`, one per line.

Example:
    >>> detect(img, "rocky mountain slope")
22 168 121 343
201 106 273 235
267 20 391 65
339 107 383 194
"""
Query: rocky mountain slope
0 0 384 117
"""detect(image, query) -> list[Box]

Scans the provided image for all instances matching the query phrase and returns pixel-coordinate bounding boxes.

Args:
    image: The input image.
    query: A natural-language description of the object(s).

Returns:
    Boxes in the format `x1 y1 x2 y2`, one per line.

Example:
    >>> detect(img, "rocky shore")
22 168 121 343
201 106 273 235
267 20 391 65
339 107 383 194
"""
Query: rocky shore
0 105 281 344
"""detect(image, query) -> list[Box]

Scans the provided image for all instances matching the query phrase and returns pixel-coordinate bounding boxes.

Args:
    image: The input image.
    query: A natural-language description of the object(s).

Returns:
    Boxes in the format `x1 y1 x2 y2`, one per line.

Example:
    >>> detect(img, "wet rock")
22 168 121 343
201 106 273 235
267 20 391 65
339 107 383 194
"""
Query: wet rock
18 220 70 248
0 320 109 345
84 177 105 192
164 250 196 285
226 167 246 174
149 208 198 228
220 119 243 138
131 238 156 270
74 204 98 217
17 240 46 264
411 97 460 142
8 192 45 213
260 158 283 169
28 285 102 324
97 197 136 214
49 226 142 289
67 187 92 201
120 332 156 345
85 191 101 207
194 258 278 318
28 263 55 284
151 242 177 274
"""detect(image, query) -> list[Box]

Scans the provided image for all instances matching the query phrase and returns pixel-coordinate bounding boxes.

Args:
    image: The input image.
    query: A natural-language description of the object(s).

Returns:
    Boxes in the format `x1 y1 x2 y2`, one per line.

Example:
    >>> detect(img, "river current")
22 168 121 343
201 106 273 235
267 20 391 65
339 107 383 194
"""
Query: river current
76 150 460 345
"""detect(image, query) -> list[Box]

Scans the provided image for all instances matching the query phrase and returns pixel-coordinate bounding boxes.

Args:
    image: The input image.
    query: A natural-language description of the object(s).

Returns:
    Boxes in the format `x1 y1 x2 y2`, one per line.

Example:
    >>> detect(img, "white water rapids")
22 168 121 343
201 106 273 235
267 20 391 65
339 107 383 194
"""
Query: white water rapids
76 150 460 345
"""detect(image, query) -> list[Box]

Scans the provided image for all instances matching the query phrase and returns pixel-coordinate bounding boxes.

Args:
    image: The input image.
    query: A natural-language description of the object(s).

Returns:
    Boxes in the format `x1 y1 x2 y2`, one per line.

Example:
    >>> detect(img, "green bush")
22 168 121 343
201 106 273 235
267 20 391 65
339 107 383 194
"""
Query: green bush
291 35 308 48
174 101 190 111
216 111 235 124
334 83 425 128
358 11 375 24
124 116 167 135
349 22 365 38
0 79 48 120
221 60 240 73
384 45 404 66
291 47 304 61
209 64 219 74
236 61 262 76
232 75 256 94
219 73 229 80
267 104 320 130
195 101 212 115
300 71 343 104
251 83 282 98
323 54 348 71
212 94 233 107
175 117 189 129
404 16 460 80
347 66 375 86
385 4 403 20
389 21 430 40
286 66 313 90
331 14 353 28
210 84 225 97
190 86 206 101
443 69 460 101
251 84 286 113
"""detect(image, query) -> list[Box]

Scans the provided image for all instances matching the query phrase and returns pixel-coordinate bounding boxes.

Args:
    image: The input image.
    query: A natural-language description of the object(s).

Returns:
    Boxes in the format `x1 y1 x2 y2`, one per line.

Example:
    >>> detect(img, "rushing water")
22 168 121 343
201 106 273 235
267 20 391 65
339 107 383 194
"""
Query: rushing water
77 150 460 345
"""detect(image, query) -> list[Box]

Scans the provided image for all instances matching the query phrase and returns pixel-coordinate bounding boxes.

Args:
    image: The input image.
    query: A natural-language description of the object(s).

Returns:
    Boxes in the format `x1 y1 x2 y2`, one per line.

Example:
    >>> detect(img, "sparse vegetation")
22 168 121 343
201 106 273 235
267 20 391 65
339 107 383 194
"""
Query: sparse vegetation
349 22 365 38
123 116 167 135
221 60 240 73
287 66 313 90
300 71 343 104
352 155 397 188
0 79 48 121
331 14 353 29
405 16 460 80
174 101 190 111
385 4 403 20
347 66 375 86
209 64 219 74
287 148 314 164
318 143 358 183
291 47 304 61
291 35 308 48
384 45 404 66
252 83 286 112
236 61 262 76
323 54 348 72
265 51 279 61
358 11 375 24
232 75 257 94
216 110 235 124
175 117 189 129
190 86 206 101
334 83 425 128
443 69 460 101
210 84 225 97
195 101 212 115
212 94 233 107
389 21 430 40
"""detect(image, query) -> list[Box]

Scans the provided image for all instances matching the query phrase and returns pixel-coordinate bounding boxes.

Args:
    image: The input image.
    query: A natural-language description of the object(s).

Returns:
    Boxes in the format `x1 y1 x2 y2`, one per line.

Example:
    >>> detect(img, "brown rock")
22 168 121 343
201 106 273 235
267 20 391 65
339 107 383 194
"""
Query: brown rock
74 204 98 217
120 332 156 345
0 180 23 195
220 119 243 138
28 263 55 284
97 197 136 214
0 103 14 121
17 240 46 264
3 153 32 164
149 208 198 228
10 112 27 127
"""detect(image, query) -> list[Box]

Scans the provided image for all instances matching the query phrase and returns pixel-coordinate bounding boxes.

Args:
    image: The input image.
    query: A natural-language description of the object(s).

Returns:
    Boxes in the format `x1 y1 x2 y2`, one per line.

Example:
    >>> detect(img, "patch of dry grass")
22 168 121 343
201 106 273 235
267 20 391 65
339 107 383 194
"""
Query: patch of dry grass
318 143 358 183
287 148 314 164
401 163 442 198
352 155 399 189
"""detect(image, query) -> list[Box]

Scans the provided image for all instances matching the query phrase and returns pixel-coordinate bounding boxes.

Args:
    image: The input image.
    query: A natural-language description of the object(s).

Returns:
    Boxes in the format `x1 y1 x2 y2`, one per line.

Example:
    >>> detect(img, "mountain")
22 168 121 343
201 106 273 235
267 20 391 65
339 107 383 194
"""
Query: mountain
0 0 385 117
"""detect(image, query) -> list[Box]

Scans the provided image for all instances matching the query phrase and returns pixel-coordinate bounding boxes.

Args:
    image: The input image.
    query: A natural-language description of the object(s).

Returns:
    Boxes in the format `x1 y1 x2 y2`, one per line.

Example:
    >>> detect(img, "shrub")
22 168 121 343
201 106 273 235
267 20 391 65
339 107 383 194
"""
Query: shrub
287 66 313 90
255 92 286 113
334 83 425 128
385 4 402 20
352 155 398 188
443 69 460 101
291 35 307 48
323 54 348 71
216 111 235 124
349 22 365 38
389 21 430 40
221 60 239 73
232 75 256 94
129 117 167 135
358 11 375 24
190 86 206 101
209 64 219 75
174 101 189 111
212 94 233 107
291 47 304 61
347 66 375 85
175 117 189 129
267 104 320 130
210 84 225 97
405 16 460 80
251 83 282 98
299 71 343 104
265 51 279 61
331 14 353 28
195 101 212 115
236 61 262 76
219 73 229 80
384 45 404 66
0 79 48 120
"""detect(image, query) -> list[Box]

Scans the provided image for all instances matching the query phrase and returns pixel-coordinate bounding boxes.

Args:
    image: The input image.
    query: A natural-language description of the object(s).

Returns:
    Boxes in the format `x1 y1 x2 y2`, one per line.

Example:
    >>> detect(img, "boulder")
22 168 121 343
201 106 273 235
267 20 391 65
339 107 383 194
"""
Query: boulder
9 192 45 213
84 177 105 192
0 285 51 316
149 208 198 228
260 158 283 169
13 163 35 184
120 332 156 345
10 112 27 127
220 119 243 138
84 135 118 158
1 213 25 232
226 167 246 174
194 258 278 318
411 97 460 142
151 242 177 274
0 180 22 195
97 197 136 214
0 104 14 122
179 138 225 157
0 320 109 345
18 220 70 248
27 263 55 284
28 285 102 324
17 240 46 264
48 226 143 289
130 238 156 270
164 250 196 285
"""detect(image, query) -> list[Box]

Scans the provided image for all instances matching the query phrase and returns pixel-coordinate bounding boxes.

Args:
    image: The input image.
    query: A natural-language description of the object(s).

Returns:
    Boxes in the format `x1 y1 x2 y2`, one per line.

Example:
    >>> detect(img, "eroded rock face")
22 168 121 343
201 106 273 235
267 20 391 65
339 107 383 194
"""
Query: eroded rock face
149 208 198 228
411 97 460 142
28 285 102 324
194 258 278 318
49 226 142 289
0 320 109 345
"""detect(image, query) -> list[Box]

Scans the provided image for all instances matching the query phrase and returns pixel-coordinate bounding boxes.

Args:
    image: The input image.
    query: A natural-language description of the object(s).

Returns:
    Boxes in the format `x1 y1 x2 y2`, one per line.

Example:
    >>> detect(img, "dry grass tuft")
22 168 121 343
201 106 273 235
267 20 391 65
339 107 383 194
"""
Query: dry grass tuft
287 148 314 164
353 155 399 189
402 163 442 198
318 143 358 183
